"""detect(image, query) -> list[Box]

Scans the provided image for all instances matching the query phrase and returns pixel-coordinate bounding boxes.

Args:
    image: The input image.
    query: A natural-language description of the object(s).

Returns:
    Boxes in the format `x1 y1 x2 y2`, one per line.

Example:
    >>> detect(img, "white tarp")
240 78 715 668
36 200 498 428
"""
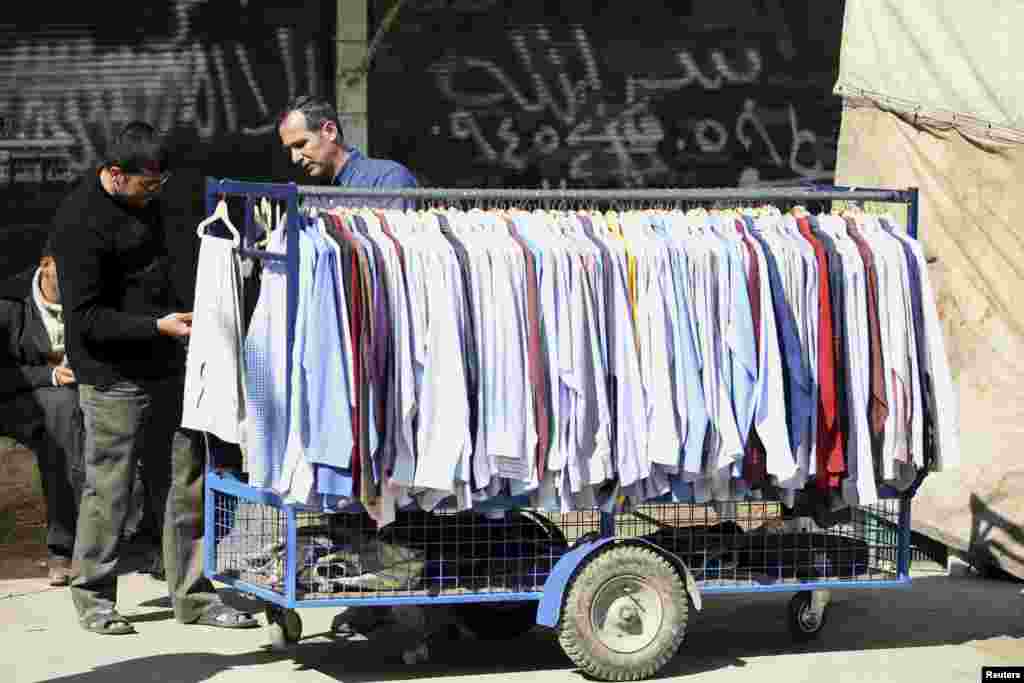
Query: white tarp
835 0 1024 579
835 0 1024 132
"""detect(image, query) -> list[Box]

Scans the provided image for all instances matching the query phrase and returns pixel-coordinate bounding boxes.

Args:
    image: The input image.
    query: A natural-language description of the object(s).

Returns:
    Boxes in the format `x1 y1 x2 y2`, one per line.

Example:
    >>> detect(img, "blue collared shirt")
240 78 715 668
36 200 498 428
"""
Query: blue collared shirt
332 146 418 209
306 226 356 501
747 219 813 453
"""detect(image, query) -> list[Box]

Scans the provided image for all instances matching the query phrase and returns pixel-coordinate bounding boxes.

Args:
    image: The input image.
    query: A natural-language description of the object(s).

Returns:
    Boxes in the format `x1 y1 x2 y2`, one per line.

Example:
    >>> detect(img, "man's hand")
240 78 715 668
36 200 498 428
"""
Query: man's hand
157 312 193 338
54 366 76 387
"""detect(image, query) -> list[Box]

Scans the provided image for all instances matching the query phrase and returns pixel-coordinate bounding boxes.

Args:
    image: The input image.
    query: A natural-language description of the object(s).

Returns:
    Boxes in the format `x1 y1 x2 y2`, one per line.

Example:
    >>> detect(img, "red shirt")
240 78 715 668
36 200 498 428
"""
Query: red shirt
735 220 768 486
797 216 845 489
327 213 366 496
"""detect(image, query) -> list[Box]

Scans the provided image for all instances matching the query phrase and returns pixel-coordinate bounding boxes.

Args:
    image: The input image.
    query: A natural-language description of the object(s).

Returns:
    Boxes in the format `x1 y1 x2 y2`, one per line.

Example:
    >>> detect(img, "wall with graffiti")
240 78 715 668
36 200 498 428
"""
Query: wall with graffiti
370 0 845 189
0 0 334 279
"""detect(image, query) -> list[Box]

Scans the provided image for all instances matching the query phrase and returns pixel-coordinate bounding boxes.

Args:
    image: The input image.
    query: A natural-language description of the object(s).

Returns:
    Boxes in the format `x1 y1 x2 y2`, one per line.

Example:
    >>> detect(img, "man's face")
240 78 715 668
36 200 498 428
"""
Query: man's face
39 256 59 304
110 166 168 208
279 111 338 179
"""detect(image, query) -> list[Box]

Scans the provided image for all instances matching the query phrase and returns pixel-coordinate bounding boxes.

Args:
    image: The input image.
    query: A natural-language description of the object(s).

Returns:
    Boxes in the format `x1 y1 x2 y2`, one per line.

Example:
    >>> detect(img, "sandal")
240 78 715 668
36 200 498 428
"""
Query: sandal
192 604 260 629
82 609 136 635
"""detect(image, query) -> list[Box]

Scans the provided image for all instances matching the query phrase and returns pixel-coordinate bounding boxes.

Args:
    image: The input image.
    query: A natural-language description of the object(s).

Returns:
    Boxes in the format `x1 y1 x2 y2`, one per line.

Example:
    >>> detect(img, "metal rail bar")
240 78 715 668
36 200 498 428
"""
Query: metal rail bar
291 184 915 203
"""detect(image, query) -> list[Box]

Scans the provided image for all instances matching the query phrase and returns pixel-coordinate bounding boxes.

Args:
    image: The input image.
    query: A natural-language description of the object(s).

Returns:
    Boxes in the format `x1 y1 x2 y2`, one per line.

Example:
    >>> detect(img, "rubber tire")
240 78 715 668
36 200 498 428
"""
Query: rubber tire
558 545 688 682
454 601 539 640
266 606 302 650
787 591 827 642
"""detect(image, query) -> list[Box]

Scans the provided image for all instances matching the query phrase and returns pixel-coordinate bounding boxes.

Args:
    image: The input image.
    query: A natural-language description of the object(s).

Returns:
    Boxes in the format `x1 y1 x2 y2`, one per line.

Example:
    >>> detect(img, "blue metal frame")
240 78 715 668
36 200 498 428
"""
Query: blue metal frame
201 180 925 624
907 187 920 239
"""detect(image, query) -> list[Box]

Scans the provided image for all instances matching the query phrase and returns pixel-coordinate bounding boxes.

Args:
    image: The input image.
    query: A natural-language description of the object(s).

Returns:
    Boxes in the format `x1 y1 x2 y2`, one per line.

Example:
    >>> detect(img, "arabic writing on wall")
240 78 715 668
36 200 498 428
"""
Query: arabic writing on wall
0 0 325 184
429 26 832 187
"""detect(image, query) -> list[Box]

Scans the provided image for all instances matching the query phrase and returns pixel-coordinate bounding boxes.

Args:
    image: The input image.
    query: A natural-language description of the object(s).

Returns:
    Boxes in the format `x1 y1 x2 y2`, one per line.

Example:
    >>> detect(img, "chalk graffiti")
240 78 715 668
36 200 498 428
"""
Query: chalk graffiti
432 26 831 186
0 1 325 183
433 26 603 125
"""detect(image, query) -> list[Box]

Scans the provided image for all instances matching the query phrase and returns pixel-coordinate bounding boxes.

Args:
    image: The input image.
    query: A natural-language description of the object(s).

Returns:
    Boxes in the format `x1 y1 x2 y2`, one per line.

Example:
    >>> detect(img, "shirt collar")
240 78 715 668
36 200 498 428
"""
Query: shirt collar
32 267 62 317
332 146 365 185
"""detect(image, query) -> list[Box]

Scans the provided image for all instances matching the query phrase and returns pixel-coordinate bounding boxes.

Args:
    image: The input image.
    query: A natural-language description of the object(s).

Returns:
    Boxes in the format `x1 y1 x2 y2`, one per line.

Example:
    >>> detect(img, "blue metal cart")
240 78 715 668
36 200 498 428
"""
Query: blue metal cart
202 180 927 682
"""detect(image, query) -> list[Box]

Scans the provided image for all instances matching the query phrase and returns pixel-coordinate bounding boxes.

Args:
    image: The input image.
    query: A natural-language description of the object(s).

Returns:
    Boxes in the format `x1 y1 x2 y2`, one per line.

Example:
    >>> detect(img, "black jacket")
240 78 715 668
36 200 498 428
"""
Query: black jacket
0 289 59 402
50 169 192 387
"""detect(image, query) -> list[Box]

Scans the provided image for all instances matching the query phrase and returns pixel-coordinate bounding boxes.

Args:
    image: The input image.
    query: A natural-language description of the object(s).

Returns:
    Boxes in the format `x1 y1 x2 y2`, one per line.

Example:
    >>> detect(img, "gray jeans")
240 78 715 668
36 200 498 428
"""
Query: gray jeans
0 386 84 556
71 377 221 624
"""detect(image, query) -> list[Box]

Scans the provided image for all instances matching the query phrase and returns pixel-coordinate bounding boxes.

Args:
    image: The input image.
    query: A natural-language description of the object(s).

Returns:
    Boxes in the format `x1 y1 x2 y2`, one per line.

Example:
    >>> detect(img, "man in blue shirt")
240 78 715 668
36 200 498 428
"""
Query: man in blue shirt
277 95 418 208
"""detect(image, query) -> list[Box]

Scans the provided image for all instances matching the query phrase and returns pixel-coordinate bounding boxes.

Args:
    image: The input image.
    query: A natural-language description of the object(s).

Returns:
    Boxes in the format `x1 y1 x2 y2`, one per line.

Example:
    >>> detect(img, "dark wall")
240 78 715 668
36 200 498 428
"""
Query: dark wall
0 0 335 281
369 0 845 189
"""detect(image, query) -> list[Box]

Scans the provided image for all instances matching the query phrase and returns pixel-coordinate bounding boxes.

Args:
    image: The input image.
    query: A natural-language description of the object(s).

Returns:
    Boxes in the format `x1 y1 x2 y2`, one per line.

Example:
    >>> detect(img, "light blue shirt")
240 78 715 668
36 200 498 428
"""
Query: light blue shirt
648 215 710 503
279 225 317 501
708 221 757 476
306 226 356 502
244 228 289 491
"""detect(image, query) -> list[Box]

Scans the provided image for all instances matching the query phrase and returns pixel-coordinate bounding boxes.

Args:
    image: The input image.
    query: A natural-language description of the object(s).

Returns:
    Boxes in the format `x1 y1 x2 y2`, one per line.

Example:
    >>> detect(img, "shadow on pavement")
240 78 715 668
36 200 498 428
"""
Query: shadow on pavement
126 610 176 625
970 493 1024 578
42 650 294 683
135 589 268 621
138 596 172 609
38 575 1024 683
664 575 1024 668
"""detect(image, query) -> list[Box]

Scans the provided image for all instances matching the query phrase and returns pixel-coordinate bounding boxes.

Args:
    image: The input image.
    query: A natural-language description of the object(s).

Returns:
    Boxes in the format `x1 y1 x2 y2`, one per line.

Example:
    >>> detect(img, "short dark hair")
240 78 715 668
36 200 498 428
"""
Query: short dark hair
40 232 57 261
105 121 168 174
278 95 344 142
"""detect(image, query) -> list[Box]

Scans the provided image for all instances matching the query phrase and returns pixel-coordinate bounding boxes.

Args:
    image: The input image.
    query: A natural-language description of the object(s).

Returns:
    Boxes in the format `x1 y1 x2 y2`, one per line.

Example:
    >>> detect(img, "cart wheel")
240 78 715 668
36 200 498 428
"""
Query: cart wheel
266 606 302 650
559 545 688 682
788 591 827 641
454 601 538 640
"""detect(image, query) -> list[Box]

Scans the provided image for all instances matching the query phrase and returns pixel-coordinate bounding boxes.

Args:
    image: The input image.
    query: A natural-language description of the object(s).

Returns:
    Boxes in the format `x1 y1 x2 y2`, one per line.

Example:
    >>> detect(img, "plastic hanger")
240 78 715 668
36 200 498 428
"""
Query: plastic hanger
253 197 273 248
196 198 241 247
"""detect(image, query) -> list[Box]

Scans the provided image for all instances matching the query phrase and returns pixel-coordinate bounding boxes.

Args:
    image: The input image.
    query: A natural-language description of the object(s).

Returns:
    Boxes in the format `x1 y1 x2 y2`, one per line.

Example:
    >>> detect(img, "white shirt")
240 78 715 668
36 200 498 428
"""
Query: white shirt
884 219 960 471
591 212 649 489
398 219 472 499
181 233 246 445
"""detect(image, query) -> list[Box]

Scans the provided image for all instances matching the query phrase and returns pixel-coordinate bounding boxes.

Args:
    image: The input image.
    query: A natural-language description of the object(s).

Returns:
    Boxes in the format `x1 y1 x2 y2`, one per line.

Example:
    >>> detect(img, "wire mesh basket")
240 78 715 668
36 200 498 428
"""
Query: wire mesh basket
210 485 905 602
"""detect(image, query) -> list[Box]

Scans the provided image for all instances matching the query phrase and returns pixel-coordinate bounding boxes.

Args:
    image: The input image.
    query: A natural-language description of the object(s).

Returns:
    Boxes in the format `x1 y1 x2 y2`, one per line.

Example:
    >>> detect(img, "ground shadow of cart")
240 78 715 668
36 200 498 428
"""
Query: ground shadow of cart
39 572 1024 683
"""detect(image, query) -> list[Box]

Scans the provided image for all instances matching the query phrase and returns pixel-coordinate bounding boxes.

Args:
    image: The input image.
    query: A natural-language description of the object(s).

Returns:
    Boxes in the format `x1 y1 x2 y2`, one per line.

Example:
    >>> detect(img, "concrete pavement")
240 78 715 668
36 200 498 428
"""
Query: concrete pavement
2 568 1022 683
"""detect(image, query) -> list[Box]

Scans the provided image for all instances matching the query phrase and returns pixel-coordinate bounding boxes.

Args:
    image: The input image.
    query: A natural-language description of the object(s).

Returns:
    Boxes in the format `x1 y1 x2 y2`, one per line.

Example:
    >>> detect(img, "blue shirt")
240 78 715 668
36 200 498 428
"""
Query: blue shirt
709 225 757 465
646 215 711 504
306 226 356 501
279 225 317 501
332 146 418 209
747 219 813 452
648 216 710 502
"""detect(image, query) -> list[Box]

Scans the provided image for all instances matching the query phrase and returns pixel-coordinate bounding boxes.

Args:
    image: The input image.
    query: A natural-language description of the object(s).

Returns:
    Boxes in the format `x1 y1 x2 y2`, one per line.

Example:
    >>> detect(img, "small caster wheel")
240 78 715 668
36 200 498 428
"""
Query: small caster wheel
265 606 302 650
788 591 828 641
401 641 430 665
559 545 689 681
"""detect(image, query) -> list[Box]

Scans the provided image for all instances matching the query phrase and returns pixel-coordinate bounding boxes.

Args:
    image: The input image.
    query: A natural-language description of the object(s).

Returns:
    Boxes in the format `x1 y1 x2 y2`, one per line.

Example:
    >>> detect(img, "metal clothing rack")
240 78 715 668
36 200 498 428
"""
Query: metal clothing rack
201 179 925 679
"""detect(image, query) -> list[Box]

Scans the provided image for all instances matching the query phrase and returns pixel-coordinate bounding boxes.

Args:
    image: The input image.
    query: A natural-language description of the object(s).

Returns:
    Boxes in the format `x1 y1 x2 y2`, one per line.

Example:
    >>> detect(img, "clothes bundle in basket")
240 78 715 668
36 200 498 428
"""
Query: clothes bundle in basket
212 499 571 597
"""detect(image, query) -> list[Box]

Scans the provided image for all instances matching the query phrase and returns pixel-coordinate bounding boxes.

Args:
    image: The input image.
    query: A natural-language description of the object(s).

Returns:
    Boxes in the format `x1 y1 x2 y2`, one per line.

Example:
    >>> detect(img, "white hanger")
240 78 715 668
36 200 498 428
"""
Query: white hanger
196 198 241 247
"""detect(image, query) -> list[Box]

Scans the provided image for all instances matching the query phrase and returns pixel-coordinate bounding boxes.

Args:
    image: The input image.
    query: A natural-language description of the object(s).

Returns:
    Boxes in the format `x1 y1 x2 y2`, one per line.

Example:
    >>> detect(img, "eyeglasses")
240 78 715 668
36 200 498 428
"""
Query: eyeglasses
143 172 171 187
124 171 171 192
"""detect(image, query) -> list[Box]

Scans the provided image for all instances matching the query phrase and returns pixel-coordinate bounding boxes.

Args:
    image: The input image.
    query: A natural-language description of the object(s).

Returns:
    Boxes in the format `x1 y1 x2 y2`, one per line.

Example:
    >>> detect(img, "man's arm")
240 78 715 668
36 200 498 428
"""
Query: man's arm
377 165 419 210
378 165 419 189
55 224 161 344
0 300 54 401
